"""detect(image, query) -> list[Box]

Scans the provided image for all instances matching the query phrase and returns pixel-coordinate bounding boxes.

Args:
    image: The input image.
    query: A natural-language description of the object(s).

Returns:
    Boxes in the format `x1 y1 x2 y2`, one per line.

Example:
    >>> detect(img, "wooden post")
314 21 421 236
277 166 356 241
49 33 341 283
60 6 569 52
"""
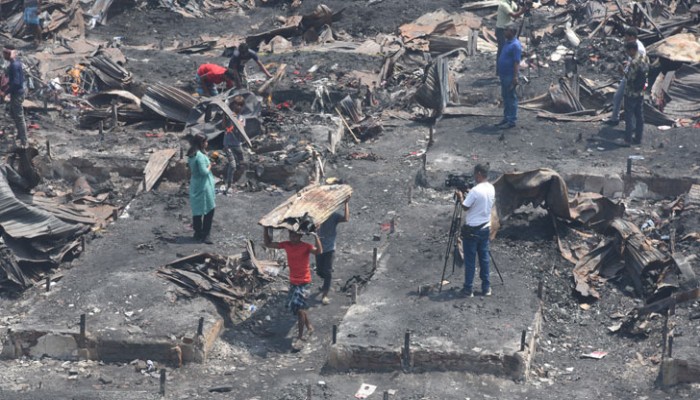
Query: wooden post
45 276 51 292
668 336 673 357
43 98 48 113
332 325 337 344
46 140 51 158
159 369 166 395
428 125 435 148
407 183 413 205
520 330 527 351
112 208 119 221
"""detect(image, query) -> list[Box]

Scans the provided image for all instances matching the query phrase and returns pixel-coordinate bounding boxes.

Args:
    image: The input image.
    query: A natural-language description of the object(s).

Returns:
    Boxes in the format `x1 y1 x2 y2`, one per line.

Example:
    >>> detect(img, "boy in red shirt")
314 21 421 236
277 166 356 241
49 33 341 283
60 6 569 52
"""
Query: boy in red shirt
196 64 235 96
264 228 322 348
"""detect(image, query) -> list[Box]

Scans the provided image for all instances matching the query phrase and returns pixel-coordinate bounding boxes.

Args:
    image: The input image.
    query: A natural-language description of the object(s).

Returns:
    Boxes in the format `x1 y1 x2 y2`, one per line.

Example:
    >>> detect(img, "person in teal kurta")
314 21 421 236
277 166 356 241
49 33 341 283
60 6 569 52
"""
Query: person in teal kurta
187 133 216 244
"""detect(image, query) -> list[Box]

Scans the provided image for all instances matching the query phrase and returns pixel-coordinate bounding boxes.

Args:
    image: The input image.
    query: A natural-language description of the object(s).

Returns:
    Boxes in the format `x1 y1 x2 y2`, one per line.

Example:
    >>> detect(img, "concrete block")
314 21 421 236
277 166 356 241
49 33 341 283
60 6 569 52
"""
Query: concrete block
582 174 605 194
602 174 624 197
29 334 78 360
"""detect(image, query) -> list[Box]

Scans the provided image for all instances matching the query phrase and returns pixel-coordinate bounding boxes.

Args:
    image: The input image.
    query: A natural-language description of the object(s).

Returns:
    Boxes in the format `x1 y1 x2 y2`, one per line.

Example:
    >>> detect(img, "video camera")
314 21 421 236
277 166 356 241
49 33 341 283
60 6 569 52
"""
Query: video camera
445 174 475 192
517 0 533 16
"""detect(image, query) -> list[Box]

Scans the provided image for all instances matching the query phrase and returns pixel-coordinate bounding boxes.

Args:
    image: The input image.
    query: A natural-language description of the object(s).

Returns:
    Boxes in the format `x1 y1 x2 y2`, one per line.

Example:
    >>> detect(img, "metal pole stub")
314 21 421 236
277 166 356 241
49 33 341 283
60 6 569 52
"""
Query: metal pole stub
626 156 633 176
332 325 337 344
80 314 86 340
197 317 204 336
159 369 166 395
403 330 410 363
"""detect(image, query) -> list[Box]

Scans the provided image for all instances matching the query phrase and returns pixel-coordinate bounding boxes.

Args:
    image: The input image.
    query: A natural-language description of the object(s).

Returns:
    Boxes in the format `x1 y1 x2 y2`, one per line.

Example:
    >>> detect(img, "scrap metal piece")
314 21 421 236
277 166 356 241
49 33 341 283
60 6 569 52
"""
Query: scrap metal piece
142 149 177 192
141 83 199 123
258 184 352 231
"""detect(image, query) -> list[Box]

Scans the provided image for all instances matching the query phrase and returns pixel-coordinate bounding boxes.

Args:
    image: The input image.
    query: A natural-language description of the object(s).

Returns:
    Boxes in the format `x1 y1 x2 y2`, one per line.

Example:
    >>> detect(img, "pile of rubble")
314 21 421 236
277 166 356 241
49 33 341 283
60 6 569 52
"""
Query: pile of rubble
157 241 280 321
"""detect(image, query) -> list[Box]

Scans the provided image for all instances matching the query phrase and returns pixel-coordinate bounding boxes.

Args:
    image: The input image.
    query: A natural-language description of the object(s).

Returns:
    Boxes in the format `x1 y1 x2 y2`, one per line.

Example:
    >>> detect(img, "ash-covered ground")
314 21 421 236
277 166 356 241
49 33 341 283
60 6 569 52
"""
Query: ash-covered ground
1 0 699 399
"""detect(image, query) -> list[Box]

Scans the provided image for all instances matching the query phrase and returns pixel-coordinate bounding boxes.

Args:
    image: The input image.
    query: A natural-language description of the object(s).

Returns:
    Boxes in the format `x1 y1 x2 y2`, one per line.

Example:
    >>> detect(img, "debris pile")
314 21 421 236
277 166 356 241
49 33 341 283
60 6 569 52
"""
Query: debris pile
156 242 279 319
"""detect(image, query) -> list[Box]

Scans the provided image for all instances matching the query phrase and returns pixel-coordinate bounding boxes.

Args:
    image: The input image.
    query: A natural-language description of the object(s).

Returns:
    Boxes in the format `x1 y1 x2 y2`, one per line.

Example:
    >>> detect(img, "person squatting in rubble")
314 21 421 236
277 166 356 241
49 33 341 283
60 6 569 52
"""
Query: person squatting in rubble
496 23 522 129
604 27 647 127
455 163 495 297
187 133 216 244
228 43 272 89
621 41 649 145
495 0 527 75
196 64 235 97
222 95 247 195
315 198 350 305
1 46 28 147
263 227 322 349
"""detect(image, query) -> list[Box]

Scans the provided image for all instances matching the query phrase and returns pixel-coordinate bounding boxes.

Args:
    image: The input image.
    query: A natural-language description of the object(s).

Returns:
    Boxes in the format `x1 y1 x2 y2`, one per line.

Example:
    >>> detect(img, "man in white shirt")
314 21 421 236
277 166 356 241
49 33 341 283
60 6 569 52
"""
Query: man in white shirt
604 27 647 126
455 163 496 297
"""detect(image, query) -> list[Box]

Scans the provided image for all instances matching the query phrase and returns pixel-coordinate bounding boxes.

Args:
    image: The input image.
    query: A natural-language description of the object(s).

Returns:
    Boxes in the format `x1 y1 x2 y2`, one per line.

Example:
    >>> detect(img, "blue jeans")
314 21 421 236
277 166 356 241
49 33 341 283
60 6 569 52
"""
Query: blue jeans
500 77 518 124
462 226 490 293
611 78 626 121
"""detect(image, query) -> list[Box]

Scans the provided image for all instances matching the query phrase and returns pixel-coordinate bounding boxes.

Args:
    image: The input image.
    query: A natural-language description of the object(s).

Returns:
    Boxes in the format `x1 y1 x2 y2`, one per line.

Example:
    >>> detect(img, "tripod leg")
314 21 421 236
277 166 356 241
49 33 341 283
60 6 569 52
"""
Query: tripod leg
490 251 505 285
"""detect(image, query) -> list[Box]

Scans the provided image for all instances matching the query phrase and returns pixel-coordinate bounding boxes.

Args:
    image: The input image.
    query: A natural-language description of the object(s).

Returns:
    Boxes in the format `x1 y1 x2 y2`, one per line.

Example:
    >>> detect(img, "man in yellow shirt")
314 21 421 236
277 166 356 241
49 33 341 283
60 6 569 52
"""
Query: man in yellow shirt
496 0 527 74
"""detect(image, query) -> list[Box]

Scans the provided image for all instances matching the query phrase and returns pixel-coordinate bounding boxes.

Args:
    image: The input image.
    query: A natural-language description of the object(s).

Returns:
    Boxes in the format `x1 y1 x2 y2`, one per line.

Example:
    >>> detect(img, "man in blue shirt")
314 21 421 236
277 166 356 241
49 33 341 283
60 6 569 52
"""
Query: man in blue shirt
495 24 522 129
2 46 28 147
315 199 350 305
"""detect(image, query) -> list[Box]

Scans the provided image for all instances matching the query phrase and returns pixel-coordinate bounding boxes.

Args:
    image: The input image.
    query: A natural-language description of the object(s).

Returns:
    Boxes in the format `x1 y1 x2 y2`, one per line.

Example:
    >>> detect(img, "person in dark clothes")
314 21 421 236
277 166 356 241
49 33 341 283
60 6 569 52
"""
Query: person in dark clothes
622 41 649 145
315 198 350 305
187 133 216 244
1 46 28 147
228 43 272 89
222 95 247 195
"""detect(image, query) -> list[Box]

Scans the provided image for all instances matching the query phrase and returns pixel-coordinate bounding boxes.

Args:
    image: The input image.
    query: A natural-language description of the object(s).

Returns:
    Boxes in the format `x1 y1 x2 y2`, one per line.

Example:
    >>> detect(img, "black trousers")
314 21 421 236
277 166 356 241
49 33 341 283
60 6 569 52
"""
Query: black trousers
624 95 644 143
315 251 334 293
193 209 215 238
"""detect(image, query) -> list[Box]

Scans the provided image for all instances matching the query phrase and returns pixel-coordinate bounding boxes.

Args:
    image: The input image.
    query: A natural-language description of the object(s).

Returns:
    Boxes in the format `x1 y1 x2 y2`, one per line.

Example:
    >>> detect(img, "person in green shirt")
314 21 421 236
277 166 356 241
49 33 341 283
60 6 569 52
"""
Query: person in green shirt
187 133 216 244
622 41 649 145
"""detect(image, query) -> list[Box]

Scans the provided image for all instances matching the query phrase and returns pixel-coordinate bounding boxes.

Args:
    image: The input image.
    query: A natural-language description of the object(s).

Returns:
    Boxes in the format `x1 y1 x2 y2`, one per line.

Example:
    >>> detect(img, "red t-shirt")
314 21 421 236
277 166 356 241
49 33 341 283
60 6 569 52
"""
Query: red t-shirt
197 64 232 87
279 241 313 285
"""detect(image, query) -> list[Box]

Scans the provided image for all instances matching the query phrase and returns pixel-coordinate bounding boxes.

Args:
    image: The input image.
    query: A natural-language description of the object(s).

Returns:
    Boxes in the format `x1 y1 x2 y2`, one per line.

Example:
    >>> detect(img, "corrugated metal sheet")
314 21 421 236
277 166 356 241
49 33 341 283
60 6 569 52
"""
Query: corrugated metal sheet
141 83 199 123
0 170 81 239
143 149 177 192
663 65 700 120
259 184 352 230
